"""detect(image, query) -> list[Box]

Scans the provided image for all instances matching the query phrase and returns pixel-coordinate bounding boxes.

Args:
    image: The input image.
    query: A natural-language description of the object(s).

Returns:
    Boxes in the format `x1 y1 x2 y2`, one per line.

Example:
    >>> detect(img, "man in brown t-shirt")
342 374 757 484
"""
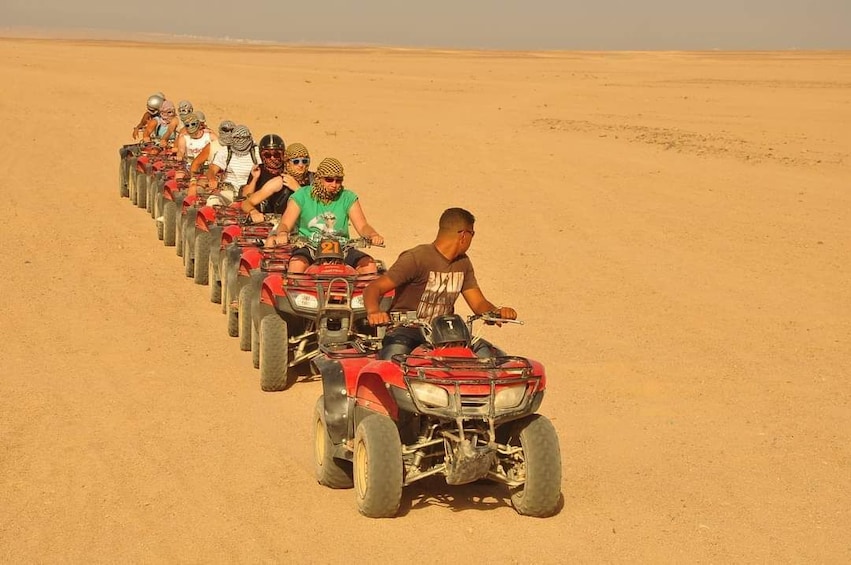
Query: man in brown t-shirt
364 207 517 359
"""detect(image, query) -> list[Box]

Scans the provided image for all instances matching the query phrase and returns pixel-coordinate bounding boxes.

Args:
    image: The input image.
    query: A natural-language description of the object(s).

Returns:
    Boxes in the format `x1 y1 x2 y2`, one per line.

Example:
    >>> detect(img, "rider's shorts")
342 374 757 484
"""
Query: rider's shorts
291 247 371 269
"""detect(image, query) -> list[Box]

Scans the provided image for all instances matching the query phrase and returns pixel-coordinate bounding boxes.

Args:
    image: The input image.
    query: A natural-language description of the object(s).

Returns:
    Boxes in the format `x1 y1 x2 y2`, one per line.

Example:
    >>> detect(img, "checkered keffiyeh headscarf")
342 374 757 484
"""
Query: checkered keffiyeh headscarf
284 143 311 185
230 124 253 156
311 158 345 204
218 120 235 146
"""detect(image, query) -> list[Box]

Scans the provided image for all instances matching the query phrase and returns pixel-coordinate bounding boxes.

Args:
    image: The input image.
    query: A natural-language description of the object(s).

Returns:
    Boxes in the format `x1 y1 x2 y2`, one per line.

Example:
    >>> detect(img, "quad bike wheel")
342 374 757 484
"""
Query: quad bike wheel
209 257 221 303
183 237 194 278
118 160 129 198
136 174 148 210
354 414 403 518
259 314 295 392
219 255 230 314
251 320 260 369
226 293 239 338
155 194 164 240
129 170 138 205
238 285 256 351
175 214 185 257
145 177 155 214
162 201 177 247
194 231 212 285
313 396 354 488
506 414 562 517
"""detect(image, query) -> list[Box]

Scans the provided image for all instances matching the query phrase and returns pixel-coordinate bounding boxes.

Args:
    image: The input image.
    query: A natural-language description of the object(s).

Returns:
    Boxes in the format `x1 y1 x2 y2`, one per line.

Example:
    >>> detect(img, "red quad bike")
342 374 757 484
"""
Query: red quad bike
232 242 293 356
218 220 278 329
211 222 273 307
252 235 392 392
179 194 245 282
189 201 247 286
127 144 164 209
118 142 146 199
312 312 562 518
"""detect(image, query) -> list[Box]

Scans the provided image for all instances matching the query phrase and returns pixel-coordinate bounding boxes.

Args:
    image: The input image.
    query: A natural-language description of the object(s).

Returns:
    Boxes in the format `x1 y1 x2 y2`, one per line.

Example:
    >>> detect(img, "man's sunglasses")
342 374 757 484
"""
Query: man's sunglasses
186 121 200 128
457 229 475 237
290 158 310 165
220 125 234 133
323 176 343 184
261 149 283 158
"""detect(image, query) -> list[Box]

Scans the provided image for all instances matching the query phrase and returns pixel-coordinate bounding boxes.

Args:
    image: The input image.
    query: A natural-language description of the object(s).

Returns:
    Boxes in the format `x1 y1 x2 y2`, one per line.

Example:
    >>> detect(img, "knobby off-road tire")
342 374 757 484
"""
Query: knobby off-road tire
354 414 403 518
314 396 354 489
251 320 260 369
238 285 256 351
162 201 177 247
259 315 294 392
194 231 212 285
226 288 240 337
219 255 230 314
183 237 194 278
155 195 165 240
129 170 139 205
147 181 156 217
136 174 148 210
118 160 129 198
175 214 185 257
209 257 221 303
507 414 562 517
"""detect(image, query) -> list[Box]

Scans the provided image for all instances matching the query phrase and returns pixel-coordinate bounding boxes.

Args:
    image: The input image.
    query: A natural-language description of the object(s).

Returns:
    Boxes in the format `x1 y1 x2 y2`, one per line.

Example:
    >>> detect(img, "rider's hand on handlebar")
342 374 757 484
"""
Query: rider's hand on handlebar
367 311 390 327
264 233 289 248
369 233 385 246
496 306 517 320
249 209 265 224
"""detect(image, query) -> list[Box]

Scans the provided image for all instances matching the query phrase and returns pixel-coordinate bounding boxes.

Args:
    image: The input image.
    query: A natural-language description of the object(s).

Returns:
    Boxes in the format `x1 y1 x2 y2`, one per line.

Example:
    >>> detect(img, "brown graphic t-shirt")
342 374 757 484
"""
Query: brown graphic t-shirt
385 244 479 321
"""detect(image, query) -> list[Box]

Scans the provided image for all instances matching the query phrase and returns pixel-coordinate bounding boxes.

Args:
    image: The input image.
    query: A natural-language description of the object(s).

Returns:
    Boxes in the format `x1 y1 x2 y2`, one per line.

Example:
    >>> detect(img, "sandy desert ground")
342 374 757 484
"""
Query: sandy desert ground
0 38 849 563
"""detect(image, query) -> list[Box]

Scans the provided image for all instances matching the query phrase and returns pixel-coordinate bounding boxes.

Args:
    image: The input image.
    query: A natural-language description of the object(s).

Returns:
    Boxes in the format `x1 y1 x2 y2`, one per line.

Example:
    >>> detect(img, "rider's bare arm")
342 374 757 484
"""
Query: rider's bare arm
175 135 186 161
242 178 281 223
462 288 517 319
348 201 384 245
264 201 302 246
190 144 209 175
364 274 397 325
206 163 221 187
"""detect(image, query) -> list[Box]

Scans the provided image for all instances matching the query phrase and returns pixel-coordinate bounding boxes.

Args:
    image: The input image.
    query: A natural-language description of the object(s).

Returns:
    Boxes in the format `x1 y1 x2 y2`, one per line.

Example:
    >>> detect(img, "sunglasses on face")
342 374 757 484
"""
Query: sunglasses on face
186 121 200 128
261 149 283 158
220 125 234 133
457 229 475 237
323 177 343 184
290 158 309 165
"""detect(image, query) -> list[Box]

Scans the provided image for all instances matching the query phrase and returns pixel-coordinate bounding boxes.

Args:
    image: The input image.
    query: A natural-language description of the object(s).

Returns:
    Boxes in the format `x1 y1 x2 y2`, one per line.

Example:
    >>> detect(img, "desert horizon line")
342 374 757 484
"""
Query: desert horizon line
1 26 848 54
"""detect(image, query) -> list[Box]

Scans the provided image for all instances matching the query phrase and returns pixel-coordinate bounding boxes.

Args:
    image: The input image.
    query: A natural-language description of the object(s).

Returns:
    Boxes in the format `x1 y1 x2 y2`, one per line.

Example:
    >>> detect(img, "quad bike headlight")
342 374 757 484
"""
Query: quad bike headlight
351 295 364 309
494 385 526 409
409 382 450 408
290 292 318 310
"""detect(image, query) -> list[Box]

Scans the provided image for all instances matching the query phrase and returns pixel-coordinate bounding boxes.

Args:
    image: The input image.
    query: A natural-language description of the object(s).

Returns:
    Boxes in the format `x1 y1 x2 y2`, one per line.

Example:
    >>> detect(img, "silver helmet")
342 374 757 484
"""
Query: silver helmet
146 93 165 114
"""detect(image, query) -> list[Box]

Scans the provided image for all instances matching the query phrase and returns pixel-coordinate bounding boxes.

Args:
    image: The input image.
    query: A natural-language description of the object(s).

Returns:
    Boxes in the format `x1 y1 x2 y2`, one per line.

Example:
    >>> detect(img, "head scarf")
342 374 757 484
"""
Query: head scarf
230 124 253 156
311 158 345 204
160 100 176 120
218 120 235 146
177 100 194 118
195 111 206 125
183 112 201 135
284 143 311 185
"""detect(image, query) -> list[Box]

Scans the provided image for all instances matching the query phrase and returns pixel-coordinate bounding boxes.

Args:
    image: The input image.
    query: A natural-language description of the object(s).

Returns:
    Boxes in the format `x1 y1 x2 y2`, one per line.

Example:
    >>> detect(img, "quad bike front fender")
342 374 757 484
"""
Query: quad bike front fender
354 371 399 423
315 357 350 445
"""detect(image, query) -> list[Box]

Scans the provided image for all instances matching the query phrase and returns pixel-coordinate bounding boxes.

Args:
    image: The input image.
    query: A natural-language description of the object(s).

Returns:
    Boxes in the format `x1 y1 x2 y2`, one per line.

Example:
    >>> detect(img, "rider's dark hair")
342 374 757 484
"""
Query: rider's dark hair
438 208 475 234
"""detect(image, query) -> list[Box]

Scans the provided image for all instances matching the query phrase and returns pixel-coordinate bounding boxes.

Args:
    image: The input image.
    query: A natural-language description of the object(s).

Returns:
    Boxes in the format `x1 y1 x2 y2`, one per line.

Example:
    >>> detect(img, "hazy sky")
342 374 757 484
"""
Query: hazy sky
2 0 849 49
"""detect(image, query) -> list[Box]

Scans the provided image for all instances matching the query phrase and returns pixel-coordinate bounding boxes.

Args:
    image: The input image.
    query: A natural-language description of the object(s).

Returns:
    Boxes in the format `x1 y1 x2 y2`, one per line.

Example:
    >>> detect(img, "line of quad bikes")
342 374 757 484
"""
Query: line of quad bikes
118 141 563 518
